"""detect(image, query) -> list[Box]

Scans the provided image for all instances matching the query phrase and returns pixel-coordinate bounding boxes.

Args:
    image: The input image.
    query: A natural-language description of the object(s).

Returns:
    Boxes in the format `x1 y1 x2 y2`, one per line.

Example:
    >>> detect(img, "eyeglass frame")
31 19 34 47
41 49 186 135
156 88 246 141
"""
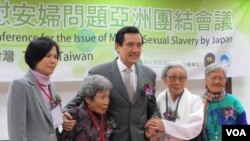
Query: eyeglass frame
207 76 226 82
167 75 187 82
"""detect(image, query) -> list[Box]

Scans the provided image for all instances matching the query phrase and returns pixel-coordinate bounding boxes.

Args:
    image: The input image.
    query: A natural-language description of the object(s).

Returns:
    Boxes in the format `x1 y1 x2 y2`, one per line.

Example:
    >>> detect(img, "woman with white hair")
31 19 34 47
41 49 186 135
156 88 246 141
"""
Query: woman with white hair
145 61 204 141
203 63 247 141
58 74 114 141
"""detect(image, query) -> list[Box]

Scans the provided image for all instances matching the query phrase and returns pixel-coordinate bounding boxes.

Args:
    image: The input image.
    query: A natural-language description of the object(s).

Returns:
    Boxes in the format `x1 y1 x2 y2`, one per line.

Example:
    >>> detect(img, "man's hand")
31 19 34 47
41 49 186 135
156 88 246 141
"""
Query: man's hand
145 118 157 138
148 117 165 133
62 112 77 131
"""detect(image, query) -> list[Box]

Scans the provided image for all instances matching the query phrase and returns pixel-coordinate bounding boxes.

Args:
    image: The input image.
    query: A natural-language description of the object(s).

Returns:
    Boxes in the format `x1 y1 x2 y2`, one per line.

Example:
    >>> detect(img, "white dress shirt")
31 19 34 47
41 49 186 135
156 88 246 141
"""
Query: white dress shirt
116 57 137 90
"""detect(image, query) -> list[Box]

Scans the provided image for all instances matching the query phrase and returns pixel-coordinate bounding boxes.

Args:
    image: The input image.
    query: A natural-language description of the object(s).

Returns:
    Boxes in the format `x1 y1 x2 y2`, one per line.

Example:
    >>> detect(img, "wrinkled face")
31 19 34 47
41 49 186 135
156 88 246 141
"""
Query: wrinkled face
86 89 110 115
164 67 187 97
206 70 226 94
35 46 58 76
115 33 142 68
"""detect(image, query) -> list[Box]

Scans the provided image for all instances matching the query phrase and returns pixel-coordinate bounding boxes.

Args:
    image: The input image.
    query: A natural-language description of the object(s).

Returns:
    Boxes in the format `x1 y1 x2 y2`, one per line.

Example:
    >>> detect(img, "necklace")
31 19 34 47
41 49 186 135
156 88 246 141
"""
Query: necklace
87 106 105 141
36 80 53 103
163 90 183 122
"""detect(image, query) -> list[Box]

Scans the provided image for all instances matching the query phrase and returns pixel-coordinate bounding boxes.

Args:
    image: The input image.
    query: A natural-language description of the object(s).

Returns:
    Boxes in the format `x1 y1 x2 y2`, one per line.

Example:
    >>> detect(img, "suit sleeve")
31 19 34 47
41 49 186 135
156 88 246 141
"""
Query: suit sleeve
62 92 82 112
147 72 161 119
147 94 161 119
7 80 28 141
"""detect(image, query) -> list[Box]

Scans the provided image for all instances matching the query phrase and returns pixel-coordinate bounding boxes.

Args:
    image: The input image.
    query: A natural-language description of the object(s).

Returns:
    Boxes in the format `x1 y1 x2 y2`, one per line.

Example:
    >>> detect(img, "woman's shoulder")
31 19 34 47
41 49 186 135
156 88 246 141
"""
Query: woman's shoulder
10 75 31 89
68 104 88 120
223 93 246 113
184 88 202 99
223 93 245 107
157 90 166 98
224 93 241 102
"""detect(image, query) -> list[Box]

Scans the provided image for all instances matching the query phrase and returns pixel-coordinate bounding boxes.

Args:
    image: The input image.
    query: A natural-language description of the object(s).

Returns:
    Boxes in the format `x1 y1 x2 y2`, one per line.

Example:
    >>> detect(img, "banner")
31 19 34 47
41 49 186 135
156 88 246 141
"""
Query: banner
1 0 250 81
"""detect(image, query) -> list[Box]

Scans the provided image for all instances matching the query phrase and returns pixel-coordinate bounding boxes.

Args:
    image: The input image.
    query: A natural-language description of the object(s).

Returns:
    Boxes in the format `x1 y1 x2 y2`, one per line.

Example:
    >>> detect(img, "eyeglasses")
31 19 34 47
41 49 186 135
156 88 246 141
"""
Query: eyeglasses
209 77 226 82
167 75 187 82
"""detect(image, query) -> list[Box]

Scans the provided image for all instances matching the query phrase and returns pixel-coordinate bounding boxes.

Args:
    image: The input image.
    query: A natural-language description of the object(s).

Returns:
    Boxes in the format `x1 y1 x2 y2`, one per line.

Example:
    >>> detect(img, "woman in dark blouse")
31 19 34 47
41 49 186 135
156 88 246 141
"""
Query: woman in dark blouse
58 74 114 141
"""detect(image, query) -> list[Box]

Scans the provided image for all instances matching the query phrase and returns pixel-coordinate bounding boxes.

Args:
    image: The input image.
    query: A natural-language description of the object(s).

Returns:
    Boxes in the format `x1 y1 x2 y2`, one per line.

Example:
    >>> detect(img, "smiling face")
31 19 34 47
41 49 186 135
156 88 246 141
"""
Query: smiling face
206 69 226 94
86 89 110 115
115 33 142 68
34 46 58 76
164 67 187 100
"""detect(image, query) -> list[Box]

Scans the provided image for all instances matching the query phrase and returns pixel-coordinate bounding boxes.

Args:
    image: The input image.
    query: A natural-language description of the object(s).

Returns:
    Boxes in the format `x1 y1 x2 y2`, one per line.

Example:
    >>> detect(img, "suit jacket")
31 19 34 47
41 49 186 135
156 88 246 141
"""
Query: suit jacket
63 59 160 141
7 70 58 141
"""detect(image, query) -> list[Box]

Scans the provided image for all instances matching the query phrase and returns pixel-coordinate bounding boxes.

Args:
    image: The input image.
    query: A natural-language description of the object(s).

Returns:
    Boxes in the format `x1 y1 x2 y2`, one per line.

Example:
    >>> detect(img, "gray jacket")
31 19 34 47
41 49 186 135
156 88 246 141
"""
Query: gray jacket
7 70 58 141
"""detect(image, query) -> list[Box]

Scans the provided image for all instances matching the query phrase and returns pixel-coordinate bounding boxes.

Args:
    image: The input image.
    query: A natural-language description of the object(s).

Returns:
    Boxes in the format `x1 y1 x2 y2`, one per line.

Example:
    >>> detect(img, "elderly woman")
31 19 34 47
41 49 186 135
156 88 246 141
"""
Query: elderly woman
203 63 247 141
145 61 204 141
58 74 114 141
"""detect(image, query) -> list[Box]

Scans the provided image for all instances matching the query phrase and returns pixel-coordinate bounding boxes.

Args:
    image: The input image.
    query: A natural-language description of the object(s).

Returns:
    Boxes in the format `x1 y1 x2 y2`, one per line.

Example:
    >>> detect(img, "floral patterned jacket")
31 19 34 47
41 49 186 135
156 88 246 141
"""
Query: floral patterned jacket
58 103 108 141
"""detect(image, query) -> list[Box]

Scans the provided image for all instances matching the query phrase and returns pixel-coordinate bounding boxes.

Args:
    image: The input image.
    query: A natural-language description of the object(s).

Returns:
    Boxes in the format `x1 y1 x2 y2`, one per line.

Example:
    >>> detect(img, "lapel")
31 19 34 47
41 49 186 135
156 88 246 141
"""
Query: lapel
50 83 57 99
131 64 144 105
109 60 131 104
25 71 53 124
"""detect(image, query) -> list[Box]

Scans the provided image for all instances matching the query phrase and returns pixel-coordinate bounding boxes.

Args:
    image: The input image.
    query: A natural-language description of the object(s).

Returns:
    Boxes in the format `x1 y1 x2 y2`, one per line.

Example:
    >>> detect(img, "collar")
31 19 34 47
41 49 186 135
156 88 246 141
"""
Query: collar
167 89 184 104
30 69 51 86
204 90 226 102
117 57 135 73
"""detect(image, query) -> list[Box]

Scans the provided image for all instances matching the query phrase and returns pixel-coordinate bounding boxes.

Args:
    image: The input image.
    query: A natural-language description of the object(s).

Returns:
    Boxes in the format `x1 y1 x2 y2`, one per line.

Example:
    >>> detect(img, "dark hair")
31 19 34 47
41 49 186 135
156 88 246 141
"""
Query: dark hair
115 26 143 46
25 37 60 69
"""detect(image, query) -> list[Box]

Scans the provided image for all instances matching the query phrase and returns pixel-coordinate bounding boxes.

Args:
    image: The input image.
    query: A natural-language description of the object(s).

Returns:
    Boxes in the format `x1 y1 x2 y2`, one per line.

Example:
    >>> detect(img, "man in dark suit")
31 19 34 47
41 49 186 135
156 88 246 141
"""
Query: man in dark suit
63 26 160 141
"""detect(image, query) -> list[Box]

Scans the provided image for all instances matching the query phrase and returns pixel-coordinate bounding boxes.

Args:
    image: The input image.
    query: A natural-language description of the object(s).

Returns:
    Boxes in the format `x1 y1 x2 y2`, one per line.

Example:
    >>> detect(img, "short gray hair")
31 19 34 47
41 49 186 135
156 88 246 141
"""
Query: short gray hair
205 63 227 79
161 61 187 81
79 74 113 100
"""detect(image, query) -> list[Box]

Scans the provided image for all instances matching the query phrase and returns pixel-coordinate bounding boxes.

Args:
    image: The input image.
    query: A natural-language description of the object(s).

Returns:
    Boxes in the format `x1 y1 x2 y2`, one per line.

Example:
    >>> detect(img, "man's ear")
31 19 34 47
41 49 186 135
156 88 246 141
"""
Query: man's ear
115 43 120 53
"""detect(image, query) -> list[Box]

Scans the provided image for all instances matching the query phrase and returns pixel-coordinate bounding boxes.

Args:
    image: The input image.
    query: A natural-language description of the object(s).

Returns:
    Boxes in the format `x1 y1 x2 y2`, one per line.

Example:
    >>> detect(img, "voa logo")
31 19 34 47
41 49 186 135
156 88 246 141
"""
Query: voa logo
226 129 246 136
